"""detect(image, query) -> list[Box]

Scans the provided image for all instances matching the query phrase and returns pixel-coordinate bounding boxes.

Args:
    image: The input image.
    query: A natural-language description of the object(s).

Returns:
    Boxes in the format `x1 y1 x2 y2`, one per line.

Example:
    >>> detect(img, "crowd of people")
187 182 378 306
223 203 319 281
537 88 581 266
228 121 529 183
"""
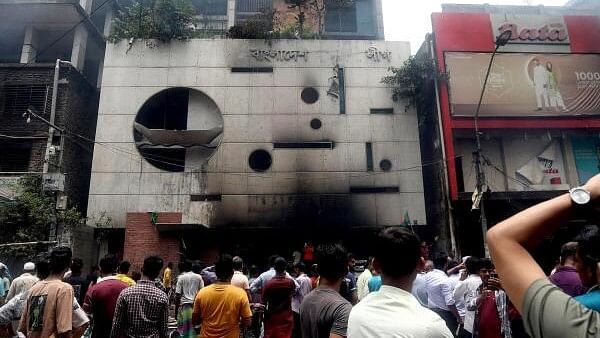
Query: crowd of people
2 175 600 337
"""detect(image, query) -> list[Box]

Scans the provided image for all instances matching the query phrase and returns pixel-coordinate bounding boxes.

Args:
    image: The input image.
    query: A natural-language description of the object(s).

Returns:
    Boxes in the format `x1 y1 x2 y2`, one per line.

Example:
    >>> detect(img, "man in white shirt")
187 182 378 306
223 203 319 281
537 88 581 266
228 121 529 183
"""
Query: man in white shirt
231 256 251 301
6 263 38 302
532 58 549 111
292 262 312 338
175 260 204 337
453 257 482 338
356 258 373 301
348 228 453 338
424 255 462 335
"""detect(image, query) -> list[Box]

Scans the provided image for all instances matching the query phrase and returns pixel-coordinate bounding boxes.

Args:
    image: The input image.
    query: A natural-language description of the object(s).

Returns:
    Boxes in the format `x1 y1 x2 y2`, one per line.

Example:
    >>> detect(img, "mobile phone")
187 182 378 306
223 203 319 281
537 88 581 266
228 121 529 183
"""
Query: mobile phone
490 272 498 279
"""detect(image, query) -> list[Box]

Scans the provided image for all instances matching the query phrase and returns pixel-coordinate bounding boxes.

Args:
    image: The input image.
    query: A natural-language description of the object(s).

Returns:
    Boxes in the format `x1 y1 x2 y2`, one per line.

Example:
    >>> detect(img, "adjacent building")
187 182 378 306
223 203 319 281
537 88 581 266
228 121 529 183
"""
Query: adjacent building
0 0 113 265
418 3 600 259
86 0 425 268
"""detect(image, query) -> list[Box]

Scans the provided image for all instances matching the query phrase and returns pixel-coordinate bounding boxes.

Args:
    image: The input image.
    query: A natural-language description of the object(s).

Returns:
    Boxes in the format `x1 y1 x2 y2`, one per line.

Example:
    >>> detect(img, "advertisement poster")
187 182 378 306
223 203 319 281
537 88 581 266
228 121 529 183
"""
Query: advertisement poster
516 140 567 190
446 52 600 117
571 136 600 184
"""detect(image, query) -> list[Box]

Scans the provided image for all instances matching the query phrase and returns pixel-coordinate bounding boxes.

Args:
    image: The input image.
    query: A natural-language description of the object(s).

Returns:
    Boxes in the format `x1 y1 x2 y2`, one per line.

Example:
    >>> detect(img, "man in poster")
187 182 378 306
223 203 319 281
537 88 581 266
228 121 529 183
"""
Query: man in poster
532 58 549 111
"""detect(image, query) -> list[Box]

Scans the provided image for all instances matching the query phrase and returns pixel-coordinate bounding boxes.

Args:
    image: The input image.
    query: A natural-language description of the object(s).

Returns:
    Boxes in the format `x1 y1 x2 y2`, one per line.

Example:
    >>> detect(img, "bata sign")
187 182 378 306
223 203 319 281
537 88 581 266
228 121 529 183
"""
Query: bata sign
491 14 570 45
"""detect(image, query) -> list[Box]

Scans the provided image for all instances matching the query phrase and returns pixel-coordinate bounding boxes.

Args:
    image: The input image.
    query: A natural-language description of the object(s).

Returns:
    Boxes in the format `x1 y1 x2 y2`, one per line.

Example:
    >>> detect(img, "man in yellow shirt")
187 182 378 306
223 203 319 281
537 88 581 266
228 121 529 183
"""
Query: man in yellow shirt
116 261 136 287
163 262 173 296
192 255 252 338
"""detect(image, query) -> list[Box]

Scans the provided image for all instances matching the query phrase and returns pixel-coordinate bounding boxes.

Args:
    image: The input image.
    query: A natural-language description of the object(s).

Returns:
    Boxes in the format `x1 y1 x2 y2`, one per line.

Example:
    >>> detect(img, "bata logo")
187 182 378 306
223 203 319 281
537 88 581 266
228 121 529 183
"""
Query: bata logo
498 22 568 42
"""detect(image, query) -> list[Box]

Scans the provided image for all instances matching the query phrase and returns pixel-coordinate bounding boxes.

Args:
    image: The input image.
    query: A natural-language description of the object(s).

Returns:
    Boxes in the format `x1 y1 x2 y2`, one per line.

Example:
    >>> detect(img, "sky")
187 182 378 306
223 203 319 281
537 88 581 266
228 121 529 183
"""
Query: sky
382 0 570 54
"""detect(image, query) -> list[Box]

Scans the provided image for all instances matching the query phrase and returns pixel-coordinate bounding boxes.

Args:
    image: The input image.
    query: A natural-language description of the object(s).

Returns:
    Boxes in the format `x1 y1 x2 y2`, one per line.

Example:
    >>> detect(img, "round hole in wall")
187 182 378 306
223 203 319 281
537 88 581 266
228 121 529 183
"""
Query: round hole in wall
310 118 322 130
301 87 319 104
249 149 272 172
380 159 392 172
134 87 224 172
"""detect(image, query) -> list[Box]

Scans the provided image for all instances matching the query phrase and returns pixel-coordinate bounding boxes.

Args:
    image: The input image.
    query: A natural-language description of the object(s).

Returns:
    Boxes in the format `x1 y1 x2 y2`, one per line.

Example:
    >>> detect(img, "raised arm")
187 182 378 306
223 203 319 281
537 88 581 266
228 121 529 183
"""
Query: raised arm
487 174 600 313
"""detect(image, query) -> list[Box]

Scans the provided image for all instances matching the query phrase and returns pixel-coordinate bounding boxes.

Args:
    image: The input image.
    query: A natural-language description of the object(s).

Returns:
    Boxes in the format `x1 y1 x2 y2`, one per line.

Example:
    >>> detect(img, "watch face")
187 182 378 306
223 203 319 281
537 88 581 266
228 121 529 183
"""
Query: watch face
571 188 591 205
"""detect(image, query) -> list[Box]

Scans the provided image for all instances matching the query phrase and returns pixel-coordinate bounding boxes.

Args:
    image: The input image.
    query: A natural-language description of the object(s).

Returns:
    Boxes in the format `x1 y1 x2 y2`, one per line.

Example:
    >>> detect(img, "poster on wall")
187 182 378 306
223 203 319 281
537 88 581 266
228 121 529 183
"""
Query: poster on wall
571 136 600 184
446 52 600 117
516 140 568 190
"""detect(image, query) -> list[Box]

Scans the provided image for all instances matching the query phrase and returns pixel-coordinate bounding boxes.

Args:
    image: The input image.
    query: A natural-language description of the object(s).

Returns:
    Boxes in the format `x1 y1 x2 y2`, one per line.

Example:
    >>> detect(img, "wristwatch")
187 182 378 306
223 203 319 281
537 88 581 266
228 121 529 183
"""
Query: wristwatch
569 186 592 206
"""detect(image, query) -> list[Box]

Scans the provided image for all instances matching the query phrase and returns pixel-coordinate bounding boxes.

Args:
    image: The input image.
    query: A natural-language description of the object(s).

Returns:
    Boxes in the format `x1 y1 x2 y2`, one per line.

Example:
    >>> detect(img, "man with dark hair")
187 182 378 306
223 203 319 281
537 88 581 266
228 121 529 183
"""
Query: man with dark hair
65 258 87 305
263 257 296 338
573 234 600 310
300 243 353 338
19 247 74 338
192 254 252 338
111 256 169 338
175 260 203 337
250 255 298 303
84 254 128 338
424 253 461 334
340 254 357 304
549 242 584 297
116 261 136 287
348 228 452 337
453 257 482 338
485 174 600 337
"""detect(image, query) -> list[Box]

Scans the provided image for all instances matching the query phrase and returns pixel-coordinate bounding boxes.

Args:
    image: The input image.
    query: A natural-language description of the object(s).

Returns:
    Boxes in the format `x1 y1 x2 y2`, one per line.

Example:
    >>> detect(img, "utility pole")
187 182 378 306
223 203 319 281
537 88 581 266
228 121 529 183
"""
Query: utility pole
473 30 511 258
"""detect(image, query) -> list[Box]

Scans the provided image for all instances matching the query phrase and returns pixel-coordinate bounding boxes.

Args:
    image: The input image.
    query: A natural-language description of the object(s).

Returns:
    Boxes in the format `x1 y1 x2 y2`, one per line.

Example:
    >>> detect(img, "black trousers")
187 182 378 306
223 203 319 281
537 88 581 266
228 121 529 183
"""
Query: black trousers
293 312 302 338
431 308 459 337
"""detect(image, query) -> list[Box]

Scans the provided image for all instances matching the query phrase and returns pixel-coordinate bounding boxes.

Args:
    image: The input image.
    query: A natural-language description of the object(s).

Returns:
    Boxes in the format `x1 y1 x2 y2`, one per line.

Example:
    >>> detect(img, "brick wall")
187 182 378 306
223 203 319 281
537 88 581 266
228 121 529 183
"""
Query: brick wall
123 212 181 273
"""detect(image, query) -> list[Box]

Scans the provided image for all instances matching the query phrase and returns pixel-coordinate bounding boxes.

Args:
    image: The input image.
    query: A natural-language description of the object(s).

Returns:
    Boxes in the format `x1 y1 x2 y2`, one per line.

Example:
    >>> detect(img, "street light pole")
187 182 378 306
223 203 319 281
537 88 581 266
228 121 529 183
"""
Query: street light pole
474 30 511 258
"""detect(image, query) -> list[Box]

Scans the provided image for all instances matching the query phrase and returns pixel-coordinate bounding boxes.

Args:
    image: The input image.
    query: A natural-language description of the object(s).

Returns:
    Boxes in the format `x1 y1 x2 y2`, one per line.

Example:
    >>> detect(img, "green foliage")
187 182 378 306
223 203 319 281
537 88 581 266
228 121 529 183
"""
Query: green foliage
0 175 85 261
381 56 447 110
108 0 198 42
228 10 275 39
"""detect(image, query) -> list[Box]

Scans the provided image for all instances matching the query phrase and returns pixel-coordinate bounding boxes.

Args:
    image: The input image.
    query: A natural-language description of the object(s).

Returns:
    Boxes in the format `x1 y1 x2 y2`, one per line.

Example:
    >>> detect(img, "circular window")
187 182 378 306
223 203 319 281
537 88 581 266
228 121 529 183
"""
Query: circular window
380 159 392 171
310 118 322 130
133 88 224 172
301 87 319 104
249 150 272 172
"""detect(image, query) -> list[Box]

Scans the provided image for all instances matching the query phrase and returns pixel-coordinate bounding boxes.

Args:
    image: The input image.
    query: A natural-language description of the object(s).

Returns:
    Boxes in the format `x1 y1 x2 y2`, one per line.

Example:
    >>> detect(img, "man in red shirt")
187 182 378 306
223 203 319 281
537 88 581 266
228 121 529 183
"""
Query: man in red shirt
473 259 524 338
83 255 129 338
263 257 296 338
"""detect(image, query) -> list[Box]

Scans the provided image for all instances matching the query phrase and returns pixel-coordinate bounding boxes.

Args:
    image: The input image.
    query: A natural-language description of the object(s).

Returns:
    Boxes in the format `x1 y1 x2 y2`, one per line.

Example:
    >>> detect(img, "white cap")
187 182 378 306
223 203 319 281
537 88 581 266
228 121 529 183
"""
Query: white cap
23 262 35 271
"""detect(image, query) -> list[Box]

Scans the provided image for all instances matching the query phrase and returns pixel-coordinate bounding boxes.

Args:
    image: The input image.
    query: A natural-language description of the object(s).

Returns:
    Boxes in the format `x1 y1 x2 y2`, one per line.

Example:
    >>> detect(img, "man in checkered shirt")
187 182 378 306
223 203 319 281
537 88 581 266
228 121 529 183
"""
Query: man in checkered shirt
111 256 169 338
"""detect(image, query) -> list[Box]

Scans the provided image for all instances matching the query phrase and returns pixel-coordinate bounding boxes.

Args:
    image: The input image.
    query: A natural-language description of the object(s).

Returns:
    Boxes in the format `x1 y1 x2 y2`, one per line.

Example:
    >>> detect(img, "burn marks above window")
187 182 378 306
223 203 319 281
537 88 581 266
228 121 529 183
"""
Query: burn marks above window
301 87 320 104
249 149 272 172
134 87 224 172
310 118 322 130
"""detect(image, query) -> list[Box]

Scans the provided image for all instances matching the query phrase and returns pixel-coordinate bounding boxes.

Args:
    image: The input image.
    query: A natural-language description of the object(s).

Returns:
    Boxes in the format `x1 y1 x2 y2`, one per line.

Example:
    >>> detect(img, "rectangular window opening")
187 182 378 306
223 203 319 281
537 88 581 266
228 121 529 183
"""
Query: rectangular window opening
350 186 400 194
365 142 373 171
231 67 274 73
273 142 335 149
370 108 394 114
190 194 222 202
